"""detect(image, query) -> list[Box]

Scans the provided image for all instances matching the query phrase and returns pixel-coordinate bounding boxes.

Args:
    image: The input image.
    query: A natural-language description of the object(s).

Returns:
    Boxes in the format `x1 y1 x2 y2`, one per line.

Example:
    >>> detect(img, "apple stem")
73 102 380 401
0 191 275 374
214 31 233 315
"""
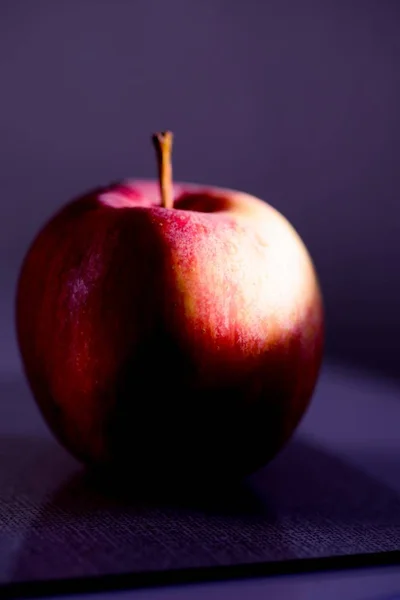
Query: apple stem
152 131 174 209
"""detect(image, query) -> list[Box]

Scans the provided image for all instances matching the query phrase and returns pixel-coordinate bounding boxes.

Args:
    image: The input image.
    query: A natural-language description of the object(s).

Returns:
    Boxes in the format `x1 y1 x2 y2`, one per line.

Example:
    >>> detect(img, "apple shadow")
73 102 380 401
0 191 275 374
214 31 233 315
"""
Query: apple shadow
3 434 400 586
0 434 79 501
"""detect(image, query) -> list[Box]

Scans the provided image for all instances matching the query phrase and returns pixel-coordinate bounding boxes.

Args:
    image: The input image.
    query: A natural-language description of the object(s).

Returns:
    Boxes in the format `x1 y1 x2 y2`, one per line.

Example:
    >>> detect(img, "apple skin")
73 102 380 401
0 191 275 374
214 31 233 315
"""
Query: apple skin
15 180 324 484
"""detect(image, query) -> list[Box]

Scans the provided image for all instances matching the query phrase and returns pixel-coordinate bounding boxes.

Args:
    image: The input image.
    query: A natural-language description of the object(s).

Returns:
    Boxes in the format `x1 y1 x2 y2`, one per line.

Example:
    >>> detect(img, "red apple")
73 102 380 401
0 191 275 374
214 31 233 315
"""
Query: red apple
15 132 324 485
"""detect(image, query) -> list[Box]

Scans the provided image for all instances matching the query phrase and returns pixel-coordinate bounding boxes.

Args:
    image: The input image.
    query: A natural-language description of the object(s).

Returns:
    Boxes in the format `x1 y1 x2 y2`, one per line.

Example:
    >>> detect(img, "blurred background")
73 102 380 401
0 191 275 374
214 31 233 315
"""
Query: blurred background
0 0 399 381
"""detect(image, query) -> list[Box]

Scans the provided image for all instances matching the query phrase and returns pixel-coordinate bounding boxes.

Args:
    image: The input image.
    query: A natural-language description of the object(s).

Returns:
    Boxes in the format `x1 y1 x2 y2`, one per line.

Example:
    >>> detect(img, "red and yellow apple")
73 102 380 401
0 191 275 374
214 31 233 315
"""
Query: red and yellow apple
15 132 324 484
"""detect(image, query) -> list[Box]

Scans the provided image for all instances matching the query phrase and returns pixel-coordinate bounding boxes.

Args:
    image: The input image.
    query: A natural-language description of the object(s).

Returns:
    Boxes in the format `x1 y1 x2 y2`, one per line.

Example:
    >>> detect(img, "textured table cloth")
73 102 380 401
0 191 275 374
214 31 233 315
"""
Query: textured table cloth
0 363 399 596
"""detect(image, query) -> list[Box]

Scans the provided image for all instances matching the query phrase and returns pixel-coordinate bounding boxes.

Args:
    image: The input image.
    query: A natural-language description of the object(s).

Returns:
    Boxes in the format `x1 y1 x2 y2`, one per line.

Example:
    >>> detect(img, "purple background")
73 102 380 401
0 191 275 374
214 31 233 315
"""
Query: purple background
0 0 399 380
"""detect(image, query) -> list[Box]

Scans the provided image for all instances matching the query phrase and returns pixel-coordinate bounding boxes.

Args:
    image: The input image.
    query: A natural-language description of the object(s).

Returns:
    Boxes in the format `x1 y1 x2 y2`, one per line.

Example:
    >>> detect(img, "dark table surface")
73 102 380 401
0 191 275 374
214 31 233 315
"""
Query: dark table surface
0 359 400 599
